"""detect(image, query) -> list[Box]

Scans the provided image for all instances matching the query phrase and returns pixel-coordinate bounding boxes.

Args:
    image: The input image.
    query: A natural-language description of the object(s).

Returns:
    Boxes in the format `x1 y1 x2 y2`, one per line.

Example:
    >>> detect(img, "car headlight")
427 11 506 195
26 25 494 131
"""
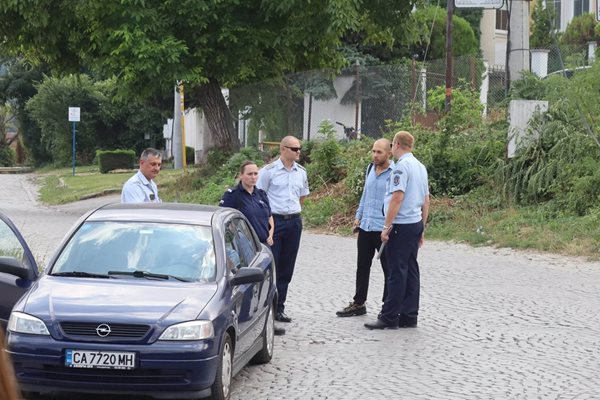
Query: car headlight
7 312 50 335
159 320 214 341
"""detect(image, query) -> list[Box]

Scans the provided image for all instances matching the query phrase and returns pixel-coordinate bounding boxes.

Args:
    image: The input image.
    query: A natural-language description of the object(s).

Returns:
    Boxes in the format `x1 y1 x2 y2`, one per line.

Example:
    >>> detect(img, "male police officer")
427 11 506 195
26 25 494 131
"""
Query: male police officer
121 148 162 203
365 131 430 330
257 136 309 323
336 138 393 317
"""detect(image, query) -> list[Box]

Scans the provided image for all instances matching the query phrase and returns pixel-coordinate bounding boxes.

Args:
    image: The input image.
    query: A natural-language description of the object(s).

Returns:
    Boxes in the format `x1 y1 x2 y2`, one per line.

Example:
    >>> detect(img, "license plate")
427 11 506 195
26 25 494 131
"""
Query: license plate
65 349 136 370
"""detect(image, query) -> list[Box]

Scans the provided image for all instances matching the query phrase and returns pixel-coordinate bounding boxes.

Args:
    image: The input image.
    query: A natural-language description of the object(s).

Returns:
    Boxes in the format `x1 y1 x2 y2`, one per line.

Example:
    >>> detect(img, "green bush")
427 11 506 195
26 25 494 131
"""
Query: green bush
96 149 136 173
0 145 15 167
185 146 195 164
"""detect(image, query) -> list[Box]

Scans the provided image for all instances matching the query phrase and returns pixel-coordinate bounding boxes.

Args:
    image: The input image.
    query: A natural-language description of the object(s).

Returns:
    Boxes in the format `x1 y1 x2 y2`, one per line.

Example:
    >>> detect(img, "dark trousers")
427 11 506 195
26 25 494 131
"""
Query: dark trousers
270 216 302 313
354 229 388 305
378 221 423 325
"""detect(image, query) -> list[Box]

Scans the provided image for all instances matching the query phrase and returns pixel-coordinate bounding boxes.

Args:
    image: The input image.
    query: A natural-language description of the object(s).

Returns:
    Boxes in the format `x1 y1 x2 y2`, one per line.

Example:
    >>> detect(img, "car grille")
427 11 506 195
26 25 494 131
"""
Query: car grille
60 322 151 339
19 364 189 385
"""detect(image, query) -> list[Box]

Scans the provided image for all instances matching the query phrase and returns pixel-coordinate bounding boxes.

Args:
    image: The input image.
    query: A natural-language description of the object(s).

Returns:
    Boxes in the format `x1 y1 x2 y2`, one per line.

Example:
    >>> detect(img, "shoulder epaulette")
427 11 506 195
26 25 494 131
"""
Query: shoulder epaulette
296 163 306 171
264 162 276 170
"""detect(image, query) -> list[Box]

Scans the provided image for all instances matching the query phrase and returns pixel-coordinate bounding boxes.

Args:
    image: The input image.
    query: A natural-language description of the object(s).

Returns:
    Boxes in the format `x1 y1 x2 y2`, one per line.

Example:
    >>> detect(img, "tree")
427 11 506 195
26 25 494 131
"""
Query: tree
0 0 414 152
530 0 556 48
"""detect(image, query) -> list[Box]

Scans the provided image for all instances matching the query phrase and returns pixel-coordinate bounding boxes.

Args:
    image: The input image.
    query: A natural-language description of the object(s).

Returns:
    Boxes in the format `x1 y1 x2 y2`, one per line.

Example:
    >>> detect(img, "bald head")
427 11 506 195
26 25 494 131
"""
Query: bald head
280 135 302 164
371 138 392 167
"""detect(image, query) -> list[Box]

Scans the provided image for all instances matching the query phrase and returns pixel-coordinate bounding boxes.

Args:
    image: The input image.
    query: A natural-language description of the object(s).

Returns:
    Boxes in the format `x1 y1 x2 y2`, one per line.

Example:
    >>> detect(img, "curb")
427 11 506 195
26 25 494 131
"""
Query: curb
0 167 34 174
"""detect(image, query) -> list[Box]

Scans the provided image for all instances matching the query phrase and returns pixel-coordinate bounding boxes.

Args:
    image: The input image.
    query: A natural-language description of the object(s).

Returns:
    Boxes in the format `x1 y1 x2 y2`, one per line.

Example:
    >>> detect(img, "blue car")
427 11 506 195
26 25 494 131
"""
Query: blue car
0 203 276 400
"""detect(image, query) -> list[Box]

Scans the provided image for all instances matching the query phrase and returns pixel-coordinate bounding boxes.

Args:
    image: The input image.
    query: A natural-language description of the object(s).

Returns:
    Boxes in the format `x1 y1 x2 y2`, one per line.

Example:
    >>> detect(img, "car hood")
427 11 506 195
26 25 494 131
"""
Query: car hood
21 276 218 324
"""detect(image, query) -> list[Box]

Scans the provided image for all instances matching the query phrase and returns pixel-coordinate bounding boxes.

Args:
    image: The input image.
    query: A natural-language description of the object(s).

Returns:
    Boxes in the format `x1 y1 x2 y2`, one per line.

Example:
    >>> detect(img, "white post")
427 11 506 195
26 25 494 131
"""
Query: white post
480 62 489 117
531 49 550 78
588 41 597 64
173 85 183 169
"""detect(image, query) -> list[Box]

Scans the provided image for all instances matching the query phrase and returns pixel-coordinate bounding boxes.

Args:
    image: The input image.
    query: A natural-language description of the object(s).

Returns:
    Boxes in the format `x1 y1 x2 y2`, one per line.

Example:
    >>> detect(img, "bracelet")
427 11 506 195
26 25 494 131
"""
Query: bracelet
383 225 391 231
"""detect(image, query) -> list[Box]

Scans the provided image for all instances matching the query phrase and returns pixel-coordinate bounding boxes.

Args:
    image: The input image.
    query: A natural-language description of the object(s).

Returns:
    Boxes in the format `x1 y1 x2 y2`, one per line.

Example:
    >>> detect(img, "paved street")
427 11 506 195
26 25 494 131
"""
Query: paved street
2 173 600 399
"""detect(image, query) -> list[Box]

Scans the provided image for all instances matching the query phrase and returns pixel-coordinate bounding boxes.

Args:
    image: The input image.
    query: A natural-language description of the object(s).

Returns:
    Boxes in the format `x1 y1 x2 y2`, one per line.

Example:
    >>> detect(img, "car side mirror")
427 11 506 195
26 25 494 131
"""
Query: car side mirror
231 267 264 286
0 256 35 280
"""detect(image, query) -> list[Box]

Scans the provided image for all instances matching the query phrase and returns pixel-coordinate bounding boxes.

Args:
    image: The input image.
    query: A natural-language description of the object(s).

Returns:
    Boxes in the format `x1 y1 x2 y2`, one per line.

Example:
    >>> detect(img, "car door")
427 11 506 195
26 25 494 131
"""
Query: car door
225 217 263 357
0 211 38 328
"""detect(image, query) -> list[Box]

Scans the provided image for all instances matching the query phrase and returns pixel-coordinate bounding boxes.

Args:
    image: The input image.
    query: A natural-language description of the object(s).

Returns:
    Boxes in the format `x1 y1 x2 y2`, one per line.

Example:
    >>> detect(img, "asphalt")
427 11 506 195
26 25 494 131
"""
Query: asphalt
2 173 600 400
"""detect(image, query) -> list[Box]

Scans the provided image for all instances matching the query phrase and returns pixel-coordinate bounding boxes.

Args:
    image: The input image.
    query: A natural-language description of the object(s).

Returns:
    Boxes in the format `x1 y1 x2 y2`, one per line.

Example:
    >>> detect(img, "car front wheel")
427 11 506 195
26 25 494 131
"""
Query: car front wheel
210 333 233 400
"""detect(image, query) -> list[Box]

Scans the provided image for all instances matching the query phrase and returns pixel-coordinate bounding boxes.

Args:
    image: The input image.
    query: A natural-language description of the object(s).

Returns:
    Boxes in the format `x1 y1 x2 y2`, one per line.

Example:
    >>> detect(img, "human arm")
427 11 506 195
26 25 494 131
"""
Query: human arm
219 189 236 208
419 194 430 248
121 181 148 203
381 191 404 243
267 215 274 246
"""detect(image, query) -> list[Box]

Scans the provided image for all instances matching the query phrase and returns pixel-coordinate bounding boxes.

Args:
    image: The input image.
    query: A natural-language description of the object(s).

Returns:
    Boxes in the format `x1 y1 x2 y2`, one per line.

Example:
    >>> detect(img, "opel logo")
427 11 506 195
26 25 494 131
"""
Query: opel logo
96 324 112 337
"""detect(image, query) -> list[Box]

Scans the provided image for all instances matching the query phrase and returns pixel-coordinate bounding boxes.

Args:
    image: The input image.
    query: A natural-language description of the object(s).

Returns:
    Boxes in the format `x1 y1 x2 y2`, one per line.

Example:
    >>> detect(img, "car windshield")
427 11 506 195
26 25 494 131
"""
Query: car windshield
51 221 216 282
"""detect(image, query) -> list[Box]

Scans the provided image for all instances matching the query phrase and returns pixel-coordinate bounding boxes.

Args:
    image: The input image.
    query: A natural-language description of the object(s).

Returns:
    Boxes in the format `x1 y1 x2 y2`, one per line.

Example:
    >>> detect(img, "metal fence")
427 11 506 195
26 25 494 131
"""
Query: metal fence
232 52 592 144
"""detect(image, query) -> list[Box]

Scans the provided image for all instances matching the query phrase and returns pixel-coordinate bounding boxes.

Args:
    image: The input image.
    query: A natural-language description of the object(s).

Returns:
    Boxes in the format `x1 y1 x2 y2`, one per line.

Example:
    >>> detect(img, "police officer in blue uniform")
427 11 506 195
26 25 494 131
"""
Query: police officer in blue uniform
220 161 274 246
365 131 430 330
257 136 309 323
121 148 162 203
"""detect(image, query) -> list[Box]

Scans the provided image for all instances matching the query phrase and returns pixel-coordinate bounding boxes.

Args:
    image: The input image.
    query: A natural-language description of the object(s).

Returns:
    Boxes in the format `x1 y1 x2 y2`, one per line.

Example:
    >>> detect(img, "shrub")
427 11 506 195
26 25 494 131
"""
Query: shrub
0 145 15 167
96 149 136 173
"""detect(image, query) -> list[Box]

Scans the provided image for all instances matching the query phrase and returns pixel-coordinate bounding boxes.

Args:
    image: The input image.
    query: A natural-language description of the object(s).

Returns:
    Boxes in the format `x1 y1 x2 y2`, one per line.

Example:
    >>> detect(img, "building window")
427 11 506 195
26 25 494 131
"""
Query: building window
496 9 509 30
552 0 561 30
573 0 589 16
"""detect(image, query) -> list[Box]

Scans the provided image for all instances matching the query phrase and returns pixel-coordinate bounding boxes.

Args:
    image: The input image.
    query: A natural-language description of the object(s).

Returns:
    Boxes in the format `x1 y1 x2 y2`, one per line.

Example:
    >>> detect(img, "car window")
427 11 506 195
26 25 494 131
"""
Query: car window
0 218 31 270
233 219 258 267
52 221 216 282
224 228 242 272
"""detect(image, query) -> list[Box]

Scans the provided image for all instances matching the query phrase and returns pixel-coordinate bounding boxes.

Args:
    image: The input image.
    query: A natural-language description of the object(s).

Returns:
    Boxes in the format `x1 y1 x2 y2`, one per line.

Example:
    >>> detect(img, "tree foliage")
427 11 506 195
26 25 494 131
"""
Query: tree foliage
1 0 415 152
561 13 599 45
530 0 557 48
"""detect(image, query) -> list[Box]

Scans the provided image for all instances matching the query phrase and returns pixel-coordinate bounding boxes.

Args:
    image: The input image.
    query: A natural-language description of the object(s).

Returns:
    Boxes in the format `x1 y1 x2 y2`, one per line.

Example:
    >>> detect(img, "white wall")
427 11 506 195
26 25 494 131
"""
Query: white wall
507 99 549 158
302 76 360 140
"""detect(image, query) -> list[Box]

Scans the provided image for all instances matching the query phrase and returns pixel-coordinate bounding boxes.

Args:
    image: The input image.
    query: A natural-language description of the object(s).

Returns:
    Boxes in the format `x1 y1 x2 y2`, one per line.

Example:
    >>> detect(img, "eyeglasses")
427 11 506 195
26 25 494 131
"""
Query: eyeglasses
285 146 302 152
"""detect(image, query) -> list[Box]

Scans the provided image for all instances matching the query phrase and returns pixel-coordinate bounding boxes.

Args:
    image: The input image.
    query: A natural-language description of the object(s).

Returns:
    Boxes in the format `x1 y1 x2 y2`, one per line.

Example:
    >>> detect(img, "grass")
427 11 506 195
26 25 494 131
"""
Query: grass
37 165 186 205
35 165 600 260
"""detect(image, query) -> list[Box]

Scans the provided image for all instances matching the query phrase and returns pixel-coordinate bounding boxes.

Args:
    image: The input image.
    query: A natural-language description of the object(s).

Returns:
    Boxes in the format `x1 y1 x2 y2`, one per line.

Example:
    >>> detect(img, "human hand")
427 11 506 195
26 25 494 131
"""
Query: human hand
380 227 390 243
267 236 274 246
352 219 360 234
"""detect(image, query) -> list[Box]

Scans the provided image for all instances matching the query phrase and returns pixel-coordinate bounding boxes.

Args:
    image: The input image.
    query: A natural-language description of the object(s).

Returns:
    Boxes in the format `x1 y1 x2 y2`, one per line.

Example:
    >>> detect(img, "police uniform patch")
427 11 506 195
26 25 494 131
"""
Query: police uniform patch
393 175 400 186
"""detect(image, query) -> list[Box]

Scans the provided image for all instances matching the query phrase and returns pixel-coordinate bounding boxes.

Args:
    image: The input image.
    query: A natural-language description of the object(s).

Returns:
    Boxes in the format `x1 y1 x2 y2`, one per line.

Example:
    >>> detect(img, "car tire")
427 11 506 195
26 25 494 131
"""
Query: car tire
210 332 233 400
250 303 274 364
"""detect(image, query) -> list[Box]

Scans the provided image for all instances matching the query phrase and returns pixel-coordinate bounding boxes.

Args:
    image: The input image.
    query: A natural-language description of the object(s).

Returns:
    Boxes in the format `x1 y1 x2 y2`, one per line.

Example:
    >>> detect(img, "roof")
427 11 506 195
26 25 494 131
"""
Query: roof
85 202 227 226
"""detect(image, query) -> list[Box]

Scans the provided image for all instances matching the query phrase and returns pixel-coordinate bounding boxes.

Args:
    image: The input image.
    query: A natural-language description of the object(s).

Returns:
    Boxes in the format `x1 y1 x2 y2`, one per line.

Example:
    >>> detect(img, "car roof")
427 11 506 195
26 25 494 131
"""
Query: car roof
84 203 227 226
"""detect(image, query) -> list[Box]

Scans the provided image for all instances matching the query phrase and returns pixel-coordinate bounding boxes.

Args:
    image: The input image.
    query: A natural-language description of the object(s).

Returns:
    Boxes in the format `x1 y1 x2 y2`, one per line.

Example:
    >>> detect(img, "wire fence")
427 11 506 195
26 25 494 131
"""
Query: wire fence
229 45 595 145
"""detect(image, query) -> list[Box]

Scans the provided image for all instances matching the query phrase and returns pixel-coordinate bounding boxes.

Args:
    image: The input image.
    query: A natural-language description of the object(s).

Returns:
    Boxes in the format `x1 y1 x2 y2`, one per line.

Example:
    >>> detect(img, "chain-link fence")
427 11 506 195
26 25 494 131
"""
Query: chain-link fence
230 49 596 145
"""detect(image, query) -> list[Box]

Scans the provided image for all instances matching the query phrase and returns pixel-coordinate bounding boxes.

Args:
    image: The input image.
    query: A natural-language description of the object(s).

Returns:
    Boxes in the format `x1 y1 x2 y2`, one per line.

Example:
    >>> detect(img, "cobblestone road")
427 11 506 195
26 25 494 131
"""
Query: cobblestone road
2 173 600 400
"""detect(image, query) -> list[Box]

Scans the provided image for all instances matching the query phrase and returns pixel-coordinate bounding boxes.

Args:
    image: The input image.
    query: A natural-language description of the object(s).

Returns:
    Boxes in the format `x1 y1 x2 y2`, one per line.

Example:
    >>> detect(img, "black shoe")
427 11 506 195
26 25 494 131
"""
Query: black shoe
274 326 286 336
399 315 417 328
336 302 367 317
275 312 292 323
364 319 398 330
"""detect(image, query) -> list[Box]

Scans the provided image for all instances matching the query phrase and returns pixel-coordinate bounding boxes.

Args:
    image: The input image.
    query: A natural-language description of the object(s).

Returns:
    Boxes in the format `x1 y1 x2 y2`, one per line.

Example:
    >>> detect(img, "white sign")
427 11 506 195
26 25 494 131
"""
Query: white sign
68 107 80 122
455 0 503 8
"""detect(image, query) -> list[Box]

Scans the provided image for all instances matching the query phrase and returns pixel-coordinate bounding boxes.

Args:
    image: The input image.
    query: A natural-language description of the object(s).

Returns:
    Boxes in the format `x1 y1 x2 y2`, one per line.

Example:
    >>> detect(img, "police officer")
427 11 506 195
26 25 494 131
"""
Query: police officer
257 135 309 323
121 148 162 203
365 131 430 330
219 161 274 246
336 138 393 317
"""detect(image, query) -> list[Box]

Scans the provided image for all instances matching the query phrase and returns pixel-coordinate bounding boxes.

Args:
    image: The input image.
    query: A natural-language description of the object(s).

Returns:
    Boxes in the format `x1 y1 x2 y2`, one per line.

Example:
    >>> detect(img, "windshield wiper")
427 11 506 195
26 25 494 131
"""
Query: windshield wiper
52 271 111 279
107 270 190 282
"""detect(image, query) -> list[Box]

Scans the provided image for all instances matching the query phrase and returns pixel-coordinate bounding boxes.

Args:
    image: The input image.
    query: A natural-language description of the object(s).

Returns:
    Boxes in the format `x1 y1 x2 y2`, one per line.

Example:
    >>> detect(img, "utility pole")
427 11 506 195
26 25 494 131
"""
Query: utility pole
173 85 182 169
507 0 530 88
354 59 361 139
445 0 454 113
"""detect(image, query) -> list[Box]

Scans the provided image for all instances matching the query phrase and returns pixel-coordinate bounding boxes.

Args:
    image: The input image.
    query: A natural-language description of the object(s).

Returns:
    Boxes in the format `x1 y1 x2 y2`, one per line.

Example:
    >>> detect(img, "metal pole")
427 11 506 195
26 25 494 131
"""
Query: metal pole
445 0 454 113
180 82 187 172
354 60 360 139
307 93 312 140
72 122 76 176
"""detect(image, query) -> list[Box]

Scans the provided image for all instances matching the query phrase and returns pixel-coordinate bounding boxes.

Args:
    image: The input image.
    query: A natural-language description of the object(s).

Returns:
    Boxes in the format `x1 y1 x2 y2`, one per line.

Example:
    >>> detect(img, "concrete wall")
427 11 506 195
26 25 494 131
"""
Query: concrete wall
507 99 549 158
302 76 360 141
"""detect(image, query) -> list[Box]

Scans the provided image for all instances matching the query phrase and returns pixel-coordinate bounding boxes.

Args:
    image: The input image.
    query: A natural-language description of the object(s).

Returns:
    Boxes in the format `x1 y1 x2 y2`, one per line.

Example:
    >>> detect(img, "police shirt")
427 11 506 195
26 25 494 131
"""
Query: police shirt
355 161 394 232
384 153 429 224
256 158 309 215
121 170 161 203
219 182 272 243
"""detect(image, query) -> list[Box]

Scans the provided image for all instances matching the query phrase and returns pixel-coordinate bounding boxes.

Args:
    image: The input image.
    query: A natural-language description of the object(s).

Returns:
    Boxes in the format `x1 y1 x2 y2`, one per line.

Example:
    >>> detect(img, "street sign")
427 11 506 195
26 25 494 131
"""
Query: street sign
455 0 503 8
68 107 80 122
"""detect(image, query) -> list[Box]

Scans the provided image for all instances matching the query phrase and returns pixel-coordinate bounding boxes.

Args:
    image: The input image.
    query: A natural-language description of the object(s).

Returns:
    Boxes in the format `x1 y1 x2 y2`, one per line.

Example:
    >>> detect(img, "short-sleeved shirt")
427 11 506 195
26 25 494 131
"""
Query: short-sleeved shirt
219 182 272 243
121 170 161 203
384 153 429 224
355 161 394 232
256 158 309 215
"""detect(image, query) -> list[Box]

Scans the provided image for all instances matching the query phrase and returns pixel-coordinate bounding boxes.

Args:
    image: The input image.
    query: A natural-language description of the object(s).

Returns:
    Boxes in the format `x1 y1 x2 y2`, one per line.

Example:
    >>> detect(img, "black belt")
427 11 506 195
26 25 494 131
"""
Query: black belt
272 213 301 220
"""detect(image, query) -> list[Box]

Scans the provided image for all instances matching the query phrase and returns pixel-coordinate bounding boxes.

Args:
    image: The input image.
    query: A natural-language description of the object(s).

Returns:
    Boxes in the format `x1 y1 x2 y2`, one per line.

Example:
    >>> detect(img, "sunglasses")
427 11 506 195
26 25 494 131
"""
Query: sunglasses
285 146 302 152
